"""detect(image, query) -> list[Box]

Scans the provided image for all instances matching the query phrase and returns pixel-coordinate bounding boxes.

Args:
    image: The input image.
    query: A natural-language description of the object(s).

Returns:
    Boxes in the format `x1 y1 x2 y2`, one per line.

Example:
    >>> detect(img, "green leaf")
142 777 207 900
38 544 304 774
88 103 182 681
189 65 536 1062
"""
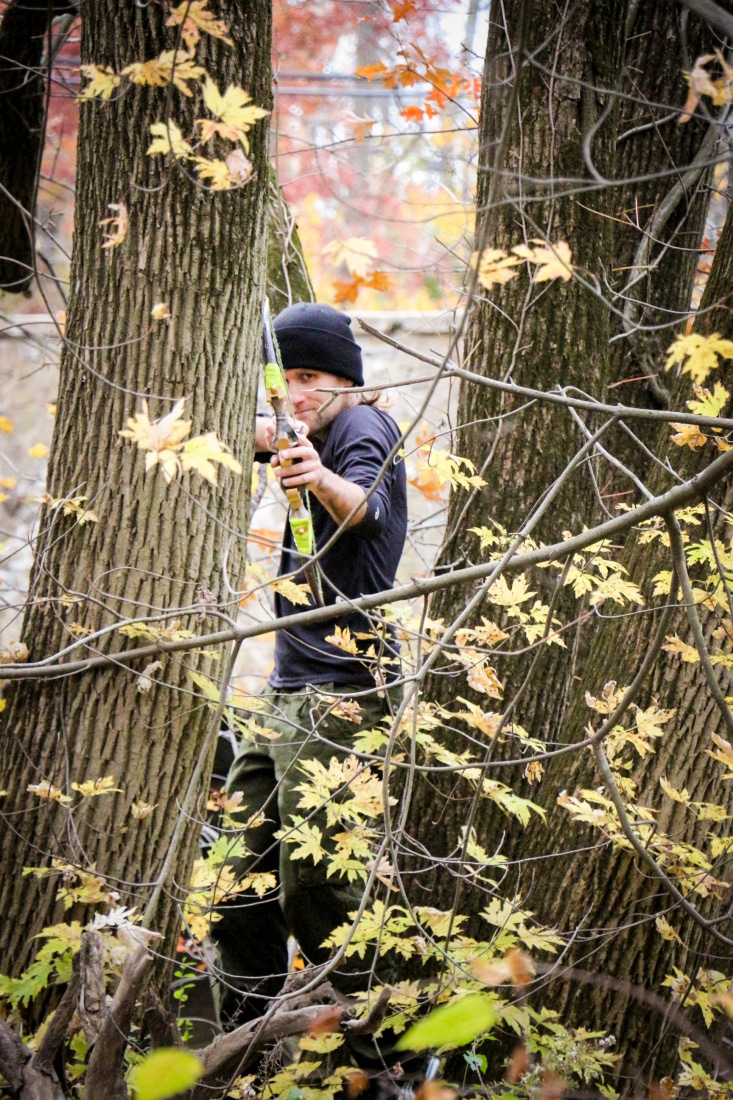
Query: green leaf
395 994 497 1051
464 1052 487 1073
128 1048 203 1100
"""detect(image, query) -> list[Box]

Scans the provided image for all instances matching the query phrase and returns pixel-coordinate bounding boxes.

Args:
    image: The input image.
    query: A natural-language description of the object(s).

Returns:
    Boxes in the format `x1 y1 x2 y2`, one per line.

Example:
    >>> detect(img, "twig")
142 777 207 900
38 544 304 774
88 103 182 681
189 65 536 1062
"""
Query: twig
665 510 733 737
77 931 107 1045
192 1002 347 1089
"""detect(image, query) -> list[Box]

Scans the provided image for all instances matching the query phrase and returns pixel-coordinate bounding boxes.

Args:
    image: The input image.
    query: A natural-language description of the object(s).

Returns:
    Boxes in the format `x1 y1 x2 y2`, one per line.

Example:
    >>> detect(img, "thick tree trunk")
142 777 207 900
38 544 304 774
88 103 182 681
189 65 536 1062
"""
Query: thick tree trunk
403 0 731 1084
407 0 628 890
513 188 733 1085
0 0 271 980
608 1 714 452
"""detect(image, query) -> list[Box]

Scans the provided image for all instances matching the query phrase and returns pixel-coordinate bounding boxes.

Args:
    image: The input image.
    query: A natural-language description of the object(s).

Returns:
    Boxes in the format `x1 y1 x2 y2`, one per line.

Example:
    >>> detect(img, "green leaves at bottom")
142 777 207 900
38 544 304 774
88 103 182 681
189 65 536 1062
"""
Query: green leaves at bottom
128 1048 203 1100
395 993 497 1051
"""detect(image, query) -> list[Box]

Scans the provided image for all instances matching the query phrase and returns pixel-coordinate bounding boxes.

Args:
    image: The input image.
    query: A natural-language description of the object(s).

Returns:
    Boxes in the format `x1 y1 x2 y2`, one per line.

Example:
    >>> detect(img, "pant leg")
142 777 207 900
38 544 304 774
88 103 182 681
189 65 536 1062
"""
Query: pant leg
210 729 289 1026
271 685 400 998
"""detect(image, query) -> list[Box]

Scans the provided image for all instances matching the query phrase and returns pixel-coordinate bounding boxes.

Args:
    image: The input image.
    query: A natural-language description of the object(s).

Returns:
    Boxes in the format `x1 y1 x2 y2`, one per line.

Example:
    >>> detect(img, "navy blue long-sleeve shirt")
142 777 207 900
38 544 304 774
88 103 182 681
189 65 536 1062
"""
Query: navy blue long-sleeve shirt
264 404 407 689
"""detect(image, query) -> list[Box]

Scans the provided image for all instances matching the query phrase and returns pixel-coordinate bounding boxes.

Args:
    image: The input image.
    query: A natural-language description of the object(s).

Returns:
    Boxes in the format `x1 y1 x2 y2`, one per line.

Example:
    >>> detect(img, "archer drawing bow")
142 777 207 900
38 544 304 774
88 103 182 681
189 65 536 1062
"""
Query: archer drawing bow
262 300 324 607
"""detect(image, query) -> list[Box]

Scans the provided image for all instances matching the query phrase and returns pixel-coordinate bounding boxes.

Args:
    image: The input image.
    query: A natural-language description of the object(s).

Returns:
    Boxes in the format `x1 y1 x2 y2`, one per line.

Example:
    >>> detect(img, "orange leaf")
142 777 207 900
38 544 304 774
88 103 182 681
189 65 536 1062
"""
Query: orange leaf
307 1005 345 1036
333 277 363 304
356 61 387 82
541 1070 565 1100
365 271 391 292
414 1083 456 1100
400 105 424 123
344 1071 370 1100
392 0 417 21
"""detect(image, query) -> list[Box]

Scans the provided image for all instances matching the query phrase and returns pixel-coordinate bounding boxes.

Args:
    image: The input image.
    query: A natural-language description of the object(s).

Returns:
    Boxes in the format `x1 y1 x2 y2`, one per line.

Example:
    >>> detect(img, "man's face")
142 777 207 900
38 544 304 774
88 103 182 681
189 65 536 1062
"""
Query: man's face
285 369 354 437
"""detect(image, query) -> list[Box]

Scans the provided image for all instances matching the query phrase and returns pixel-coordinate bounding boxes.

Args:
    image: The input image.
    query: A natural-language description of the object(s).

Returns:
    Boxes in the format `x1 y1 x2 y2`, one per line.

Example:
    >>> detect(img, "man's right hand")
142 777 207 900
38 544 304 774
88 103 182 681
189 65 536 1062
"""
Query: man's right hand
255 415 309 452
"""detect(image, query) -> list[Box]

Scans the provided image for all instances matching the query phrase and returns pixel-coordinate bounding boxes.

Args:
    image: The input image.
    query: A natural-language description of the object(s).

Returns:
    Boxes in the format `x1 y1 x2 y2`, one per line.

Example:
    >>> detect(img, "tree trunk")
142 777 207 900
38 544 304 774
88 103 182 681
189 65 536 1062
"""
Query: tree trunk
0 0 272 983
403 0 731 1084
513 183 733 1085
407 0 628 890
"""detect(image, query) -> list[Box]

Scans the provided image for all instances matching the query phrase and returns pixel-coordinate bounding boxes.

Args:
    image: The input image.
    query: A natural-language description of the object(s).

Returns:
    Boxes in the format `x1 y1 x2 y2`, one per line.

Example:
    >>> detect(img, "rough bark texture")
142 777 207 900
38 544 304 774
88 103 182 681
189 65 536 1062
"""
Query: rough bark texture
0 0 271 980
608 1 714 452
513 185 733 1086
403 0 731 1085
266 167 314 310
407 0 628 885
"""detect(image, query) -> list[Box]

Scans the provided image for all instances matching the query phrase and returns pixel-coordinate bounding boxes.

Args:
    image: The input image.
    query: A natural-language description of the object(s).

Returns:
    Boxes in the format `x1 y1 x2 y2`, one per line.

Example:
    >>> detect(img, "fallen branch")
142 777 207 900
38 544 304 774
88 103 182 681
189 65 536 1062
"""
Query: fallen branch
191 985 393 1097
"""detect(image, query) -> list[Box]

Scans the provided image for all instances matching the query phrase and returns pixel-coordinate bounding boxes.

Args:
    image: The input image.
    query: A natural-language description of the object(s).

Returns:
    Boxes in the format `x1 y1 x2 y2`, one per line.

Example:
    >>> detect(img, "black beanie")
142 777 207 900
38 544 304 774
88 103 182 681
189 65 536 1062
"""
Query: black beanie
273 302 364 386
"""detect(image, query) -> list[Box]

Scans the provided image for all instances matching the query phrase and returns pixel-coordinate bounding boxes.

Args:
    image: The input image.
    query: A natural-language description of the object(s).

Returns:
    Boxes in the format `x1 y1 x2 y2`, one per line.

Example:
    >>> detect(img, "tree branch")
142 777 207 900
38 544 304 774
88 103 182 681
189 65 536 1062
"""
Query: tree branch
84 944 153 1100
2 441 733 681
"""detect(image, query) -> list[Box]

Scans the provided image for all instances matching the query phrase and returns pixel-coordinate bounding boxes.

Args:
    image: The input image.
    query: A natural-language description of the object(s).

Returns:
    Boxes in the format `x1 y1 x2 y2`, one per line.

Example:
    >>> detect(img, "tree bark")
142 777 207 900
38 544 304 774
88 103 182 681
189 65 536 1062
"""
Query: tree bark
0 0 272 987
406 0 628 891
403 0 731 1084
514 181 733 1086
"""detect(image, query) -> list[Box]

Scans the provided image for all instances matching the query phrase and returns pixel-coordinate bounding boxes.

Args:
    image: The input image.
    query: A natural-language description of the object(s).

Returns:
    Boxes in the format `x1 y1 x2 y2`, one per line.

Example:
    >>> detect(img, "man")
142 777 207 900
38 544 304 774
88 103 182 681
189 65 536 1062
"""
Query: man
213 302 408 1036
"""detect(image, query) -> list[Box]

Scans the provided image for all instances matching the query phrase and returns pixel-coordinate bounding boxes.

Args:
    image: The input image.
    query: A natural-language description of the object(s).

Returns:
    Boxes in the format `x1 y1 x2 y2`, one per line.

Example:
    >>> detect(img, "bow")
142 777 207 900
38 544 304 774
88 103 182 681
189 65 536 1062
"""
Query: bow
262 299 324 607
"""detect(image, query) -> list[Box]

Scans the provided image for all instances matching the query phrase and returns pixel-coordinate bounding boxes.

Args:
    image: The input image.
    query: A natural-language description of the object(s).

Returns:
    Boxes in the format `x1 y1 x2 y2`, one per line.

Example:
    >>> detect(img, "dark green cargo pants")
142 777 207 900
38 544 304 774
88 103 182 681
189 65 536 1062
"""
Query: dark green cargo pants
211 682 400 1029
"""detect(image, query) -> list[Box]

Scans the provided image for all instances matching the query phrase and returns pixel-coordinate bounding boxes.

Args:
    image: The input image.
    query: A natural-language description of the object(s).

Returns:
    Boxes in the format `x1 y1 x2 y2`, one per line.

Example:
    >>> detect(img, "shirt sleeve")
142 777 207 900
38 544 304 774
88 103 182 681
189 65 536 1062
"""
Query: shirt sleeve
327 406 401 539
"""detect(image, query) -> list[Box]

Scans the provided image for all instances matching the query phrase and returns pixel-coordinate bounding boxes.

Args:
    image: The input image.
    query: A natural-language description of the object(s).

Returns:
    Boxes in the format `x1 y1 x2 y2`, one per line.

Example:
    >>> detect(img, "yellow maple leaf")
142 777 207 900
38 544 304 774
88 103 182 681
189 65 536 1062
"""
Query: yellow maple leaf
490 573 536 611
706 733 733 778
660 775 691 803
120 398 191 455
322 237 378 279
68 623 93 638
180 432 242 485
513 239 574 282
325 625 360 654
166 0 234 48
147 121 193 160
269 577 312 606
656 915 683 943
225 148 253 185
240 871 277 897
665 332 733 384
679 54 718 121
198 78 269 150
329 698 364 723
686 380 730 418
27 780 72 803
99 201 128 249
78 64 121 101
0 417 13 434
193 157 234 190
40 493 99 524
131 800 157 819
670 422 707 449
467 661 503 698
472 248 522 290
71 776 122 798
151 302 171 321
29 442 48 458
122 50 205 96
662 634 700 663
0 477 16 489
